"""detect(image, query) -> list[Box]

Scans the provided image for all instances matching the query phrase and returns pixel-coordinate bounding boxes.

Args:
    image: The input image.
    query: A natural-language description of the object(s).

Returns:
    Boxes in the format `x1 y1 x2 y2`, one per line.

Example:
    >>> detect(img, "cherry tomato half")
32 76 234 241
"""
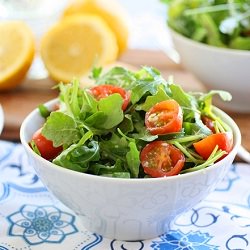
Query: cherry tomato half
201 115 215 133
31 128 63 160
89 84 130 111
140 141 185 177
145 99 183 135
193 132 233 160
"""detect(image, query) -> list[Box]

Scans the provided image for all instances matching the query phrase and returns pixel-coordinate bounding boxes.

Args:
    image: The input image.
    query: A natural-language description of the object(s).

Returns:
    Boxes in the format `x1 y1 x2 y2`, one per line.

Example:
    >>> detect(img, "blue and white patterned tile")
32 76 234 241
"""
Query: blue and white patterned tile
0 191 103 249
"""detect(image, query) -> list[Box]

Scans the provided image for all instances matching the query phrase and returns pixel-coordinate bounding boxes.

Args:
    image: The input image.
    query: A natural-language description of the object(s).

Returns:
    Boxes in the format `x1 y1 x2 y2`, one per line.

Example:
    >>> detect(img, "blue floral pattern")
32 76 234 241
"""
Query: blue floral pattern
0 140 250 249
7 205 78 245
151 230 218 250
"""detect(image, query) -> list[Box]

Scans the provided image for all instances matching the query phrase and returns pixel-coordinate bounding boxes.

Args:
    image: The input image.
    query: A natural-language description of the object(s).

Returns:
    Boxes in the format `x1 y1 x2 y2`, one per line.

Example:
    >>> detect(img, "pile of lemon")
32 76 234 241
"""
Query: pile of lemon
0 0 129 91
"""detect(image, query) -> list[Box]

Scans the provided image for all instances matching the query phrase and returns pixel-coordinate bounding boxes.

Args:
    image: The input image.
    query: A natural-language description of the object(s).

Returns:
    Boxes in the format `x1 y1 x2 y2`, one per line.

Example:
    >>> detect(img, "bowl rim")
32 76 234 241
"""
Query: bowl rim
168 27 250 56
20 98 241 184
0 104 4 134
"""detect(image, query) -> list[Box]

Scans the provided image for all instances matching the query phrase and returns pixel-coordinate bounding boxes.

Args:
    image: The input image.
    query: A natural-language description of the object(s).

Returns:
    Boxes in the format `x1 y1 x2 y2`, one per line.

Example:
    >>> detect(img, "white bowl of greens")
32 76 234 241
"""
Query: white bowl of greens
20 66 241 240
165 0 250 112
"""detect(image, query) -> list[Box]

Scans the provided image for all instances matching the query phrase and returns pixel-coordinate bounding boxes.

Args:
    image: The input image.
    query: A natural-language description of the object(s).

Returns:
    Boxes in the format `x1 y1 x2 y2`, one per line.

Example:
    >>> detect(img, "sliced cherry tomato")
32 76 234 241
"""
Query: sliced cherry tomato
140 141 185 177
145 99 183 135
89 84 130 110
31 128 63 160
193 132 233 160
201 115 215 133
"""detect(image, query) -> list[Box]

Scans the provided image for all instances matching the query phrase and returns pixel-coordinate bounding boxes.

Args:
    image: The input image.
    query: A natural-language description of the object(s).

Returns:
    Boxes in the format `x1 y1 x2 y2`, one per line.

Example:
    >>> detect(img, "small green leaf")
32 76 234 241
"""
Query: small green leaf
170 84 212 135
130 67 169 104
53 140 99 172
30 140 41 156
202 90 232 102
118 114 134 134
85 111 107 127
38 104 50 118
91 66 103 79
136 85 170 111
94 66 136 88
100 133 129 161
97 94 124 129
126 141 140 178
42 111 80 147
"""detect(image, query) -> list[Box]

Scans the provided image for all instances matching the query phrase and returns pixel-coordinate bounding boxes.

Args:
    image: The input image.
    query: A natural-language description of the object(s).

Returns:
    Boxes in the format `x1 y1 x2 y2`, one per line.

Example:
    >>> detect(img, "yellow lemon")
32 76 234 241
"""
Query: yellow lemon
40 15 118 83
0 21 35 90
63 0 129 55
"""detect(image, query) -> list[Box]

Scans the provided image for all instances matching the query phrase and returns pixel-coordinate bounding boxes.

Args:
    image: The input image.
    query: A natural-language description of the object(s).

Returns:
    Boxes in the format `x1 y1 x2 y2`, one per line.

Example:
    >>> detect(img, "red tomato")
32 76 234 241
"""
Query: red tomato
201 115 215 133
89 84 130 110
193 132 233 160
31 128 63 160
145 99 183 135
140 141 185 177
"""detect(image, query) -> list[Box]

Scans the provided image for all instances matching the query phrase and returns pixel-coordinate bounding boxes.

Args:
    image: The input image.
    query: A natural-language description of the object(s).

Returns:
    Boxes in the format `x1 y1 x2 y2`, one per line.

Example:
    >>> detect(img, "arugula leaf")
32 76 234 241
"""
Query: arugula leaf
94 66 136 88
170 84 211 135
58 81 80 118
53 140 99 172
81 89 98 114
199 90 232 116
118 114 134 134
84 111 107 128
53 143 88 172
71 140 100 163
130 67 170 104
200 90 232 105
90 66 102 80
199 90 232 132
99 133 129 162
38 104 50 118
97 94 124 129
30 140 41 156
42 111 80 147
126 141 140 178
136 85 170 111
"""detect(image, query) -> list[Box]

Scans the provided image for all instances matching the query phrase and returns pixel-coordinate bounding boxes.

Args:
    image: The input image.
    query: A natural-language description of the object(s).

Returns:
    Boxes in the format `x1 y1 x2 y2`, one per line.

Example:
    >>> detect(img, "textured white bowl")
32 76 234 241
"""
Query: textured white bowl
0 105 4 135
20 99 241 240
169 28 250 113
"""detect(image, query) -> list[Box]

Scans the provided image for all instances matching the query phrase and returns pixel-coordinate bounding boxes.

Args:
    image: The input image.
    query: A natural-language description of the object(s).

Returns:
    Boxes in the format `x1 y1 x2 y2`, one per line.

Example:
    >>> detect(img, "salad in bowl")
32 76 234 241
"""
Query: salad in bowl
165 0 250 50
20 66 241 240
29 66 235 178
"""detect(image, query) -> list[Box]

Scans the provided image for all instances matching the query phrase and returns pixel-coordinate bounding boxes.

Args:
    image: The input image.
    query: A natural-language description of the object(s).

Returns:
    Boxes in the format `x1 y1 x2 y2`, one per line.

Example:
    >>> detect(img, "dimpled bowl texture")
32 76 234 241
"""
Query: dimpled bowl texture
0 105 4 134
20 99 241 241
169 28 250 113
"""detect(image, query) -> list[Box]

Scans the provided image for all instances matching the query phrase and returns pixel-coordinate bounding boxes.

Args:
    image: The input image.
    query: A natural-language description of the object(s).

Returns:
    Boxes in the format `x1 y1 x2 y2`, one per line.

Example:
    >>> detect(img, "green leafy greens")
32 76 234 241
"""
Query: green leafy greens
37 66 232 178
164 0 250 50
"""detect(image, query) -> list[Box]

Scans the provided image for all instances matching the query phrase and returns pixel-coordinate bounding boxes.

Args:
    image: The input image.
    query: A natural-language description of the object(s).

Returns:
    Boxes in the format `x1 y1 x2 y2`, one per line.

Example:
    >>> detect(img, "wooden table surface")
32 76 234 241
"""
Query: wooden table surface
0 49 250 153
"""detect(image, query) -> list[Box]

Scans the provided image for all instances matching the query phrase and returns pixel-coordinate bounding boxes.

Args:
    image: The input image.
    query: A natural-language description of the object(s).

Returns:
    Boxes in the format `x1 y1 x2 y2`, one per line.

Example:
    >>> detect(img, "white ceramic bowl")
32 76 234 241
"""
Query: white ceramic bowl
20 99 241 240
169 28 250 113
0 105 4 135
